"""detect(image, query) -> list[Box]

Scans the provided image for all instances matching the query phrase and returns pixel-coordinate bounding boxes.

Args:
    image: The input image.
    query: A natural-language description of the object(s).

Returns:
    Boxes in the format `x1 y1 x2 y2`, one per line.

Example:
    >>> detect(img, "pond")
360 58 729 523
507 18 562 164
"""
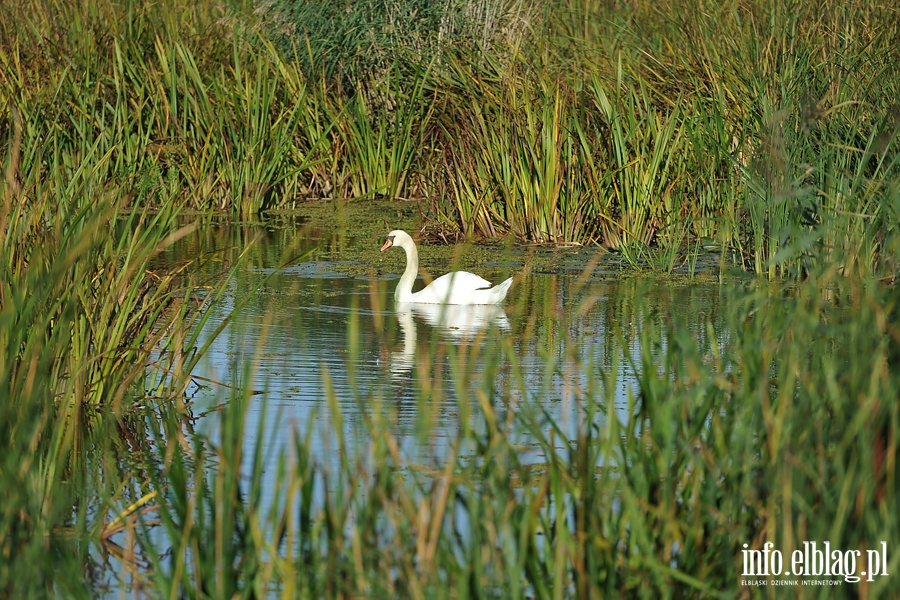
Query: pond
173 203 727 514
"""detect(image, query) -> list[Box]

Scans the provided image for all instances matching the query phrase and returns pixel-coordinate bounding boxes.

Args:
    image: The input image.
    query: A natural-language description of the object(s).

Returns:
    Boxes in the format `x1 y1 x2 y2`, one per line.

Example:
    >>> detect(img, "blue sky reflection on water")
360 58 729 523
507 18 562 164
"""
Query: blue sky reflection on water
185 237 726 516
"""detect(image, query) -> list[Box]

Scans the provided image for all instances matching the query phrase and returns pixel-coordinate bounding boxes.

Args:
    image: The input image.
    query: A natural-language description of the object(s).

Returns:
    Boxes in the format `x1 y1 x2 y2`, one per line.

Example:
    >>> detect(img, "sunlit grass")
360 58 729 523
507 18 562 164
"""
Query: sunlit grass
4 0 898 273
0 106 241 596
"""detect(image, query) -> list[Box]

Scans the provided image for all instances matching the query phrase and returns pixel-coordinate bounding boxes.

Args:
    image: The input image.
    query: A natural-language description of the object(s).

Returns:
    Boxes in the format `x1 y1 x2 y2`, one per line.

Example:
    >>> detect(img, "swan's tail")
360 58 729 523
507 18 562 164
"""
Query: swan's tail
491 277 513 303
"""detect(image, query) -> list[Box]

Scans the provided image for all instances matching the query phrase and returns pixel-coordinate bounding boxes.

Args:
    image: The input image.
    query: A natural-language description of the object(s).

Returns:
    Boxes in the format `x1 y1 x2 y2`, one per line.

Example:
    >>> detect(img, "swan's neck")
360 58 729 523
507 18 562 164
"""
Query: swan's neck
396 240 419 302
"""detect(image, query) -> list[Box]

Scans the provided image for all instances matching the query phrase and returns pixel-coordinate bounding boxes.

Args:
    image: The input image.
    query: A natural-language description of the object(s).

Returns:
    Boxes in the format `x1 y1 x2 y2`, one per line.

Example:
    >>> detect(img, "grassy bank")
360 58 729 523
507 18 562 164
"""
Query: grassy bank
3 0 899 275
0 76 243 597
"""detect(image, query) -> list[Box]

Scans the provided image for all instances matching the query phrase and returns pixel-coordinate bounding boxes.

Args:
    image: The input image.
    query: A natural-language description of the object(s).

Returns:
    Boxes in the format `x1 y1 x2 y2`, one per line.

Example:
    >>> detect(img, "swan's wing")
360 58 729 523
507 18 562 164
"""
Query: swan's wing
430 271 493 290
411 271 493 303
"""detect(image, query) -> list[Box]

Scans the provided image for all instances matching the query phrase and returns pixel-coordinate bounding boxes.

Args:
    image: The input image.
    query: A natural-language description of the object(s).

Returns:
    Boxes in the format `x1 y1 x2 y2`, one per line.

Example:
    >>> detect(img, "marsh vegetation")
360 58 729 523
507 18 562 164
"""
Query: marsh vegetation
1 0 898 596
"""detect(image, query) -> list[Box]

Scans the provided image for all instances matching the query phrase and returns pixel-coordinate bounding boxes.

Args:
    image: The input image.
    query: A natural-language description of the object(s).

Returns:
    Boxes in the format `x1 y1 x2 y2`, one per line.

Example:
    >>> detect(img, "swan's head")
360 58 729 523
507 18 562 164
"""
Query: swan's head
380 229 411 252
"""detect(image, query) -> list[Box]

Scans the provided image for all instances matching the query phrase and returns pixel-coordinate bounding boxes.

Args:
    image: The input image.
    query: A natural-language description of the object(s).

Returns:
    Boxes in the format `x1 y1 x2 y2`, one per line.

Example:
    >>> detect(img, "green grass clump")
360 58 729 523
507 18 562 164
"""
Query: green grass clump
0 78 240 598
5 0 899 276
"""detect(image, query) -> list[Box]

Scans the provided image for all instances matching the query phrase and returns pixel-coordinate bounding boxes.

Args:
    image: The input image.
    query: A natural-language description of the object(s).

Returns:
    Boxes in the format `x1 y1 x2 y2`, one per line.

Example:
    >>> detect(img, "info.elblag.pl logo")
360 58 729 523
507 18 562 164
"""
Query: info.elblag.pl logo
741 541 889 586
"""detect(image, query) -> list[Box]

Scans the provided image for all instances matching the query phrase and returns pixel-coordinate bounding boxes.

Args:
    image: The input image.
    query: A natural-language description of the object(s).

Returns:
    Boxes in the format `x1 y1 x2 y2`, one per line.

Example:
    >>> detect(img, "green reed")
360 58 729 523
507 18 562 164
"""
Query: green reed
588 69 685 252
336 63 437 201
0 150 229 597
4 0 900 276
103 262 896 598
0 8 253 590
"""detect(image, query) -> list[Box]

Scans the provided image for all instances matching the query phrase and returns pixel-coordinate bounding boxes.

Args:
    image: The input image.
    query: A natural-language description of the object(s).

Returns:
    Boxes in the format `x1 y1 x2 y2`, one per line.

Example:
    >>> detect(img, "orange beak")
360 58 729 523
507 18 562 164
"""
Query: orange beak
380 237 394 251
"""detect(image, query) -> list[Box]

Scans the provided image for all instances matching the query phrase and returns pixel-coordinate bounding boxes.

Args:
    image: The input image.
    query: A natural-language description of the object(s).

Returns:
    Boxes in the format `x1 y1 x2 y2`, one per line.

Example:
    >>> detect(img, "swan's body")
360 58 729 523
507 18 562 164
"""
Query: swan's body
380 230 512 305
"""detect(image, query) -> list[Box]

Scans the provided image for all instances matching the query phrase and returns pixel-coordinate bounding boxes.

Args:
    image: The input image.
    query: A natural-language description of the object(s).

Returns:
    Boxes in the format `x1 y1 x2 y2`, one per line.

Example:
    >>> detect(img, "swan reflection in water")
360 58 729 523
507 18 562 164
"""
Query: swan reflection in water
390 302 510 376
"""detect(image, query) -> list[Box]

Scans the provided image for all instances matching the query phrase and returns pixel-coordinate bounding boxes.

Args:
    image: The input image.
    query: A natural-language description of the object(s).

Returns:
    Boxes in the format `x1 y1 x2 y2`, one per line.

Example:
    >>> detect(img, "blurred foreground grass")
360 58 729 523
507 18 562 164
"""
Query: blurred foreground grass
122 270 897 598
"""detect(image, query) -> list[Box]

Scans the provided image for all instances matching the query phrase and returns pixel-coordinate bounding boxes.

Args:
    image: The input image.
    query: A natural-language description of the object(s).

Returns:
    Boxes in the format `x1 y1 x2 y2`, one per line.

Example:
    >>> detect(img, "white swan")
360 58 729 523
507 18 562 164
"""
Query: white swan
380 230 513 304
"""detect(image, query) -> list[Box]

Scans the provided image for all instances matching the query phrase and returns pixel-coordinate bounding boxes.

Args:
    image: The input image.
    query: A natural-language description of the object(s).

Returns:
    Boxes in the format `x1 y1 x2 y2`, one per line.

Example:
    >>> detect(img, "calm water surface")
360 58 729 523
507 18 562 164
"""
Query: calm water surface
93 218 729 595
175 220 726 508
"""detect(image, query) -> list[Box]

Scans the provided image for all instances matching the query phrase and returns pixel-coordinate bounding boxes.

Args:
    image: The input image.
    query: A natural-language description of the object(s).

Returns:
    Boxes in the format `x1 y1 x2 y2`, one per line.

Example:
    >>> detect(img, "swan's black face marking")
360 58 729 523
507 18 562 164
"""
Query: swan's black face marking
380 235 395 252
